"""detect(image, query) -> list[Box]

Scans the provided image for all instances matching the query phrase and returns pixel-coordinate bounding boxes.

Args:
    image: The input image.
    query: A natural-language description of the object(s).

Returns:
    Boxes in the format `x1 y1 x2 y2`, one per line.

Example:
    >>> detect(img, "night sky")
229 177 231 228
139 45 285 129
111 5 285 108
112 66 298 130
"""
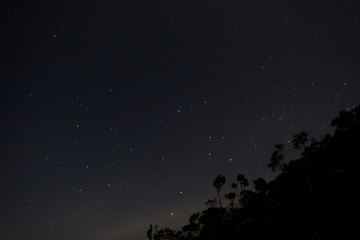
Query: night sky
1 1 360 240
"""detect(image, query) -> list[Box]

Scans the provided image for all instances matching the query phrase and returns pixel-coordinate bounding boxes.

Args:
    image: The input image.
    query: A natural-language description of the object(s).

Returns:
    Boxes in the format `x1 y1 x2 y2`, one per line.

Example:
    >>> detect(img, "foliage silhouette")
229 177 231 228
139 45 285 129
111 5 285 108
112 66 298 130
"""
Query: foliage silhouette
230 182 238 192
224 192 236 208
253 177 267 193
292 130 309 150
147 224 153 240
235 174 249 191
147 105 360 239
230 182 239 207
204 198 218 208
213 174 226 208
267 143 286 172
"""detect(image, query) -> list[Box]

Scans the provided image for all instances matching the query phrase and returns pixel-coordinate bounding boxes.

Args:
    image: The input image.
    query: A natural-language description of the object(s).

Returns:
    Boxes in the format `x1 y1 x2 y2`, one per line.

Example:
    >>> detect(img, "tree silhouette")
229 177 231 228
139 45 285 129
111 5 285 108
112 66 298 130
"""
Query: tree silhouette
147 224 153 240
253 177 267 193
231 182 239 207
153 227 181 240
331 109 355 131
292 131 309 150
147 104 360 240
213 174 226 208
236 174 249 191
182 213 200 238
231 182 238 192
204 198 218 208
267 144 286 172
225 192 237 208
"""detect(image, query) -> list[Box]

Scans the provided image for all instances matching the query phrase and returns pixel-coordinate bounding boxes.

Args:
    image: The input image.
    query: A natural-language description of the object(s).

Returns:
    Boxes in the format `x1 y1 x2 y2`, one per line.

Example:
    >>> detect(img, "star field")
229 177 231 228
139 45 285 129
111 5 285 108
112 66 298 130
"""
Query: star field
1 1 360 240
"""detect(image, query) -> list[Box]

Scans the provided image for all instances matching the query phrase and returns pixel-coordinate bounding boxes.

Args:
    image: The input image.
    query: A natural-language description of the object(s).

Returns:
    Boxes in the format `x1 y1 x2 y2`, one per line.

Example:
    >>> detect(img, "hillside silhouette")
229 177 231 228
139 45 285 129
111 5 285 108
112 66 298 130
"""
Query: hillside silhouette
147 105 360 239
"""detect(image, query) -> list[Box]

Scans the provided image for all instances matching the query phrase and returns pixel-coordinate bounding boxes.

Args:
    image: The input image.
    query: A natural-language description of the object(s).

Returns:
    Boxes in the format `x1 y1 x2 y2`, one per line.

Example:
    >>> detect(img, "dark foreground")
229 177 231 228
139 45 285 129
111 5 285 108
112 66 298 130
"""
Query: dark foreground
148 105 360 239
